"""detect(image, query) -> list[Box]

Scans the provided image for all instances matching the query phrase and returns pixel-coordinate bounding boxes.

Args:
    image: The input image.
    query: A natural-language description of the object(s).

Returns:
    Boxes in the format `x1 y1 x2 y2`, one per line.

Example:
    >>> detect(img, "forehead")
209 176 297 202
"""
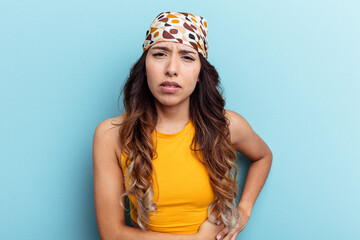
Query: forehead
150 41 196 52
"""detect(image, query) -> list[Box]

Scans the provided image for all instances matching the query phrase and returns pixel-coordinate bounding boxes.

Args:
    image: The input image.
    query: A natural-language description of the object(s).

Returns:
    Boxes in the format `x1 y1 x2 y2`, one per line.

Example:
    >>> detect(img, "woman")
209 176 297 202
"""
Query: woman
93 11 272 240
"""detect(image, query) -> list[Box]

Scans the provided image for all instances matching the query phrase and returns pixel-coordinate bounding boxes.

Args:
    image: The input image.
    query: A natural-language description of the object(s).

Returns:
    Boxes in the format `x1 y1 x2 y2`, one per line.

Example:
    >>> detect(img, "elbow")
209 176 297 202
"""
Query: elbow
268 148 273 161
264 142 273 162
266 148 273 165
266 148 273 171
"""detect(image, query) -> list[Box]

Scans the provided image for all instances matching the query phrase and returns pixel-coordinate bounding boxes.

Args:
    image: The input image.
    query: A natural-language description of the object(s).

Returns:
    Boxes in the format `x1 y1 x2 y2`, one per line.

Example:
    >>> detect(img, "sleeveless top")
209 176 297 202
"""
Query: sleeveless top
120 121 216 234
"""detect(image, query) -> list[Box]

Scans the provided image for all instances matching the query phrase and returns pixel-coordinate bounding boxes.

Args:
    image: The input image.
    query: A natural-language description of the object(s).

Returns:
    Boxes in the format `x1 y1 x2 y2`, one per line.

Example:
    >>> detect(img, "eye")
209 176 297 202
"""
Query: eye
153 52 166 57
183 56 195 61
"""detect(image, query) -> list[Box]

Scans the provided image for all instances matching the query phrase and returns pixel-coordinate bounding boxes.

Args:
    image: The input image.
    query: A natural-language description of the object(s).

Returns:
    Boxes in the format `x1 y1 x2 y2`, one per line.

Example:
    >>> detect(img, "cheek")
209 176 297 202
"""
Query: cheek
146 61 161 79
146 64 159 90
188 66 201 83
186 68 200 93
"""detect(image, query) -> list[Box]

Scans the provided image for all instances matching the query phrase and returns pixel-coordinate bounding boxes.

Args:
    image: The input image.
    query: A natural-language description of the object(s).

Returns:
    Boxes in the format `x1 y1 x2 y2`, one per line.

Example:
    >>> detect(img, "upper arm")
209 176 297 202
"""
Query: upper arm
225 109 272 162
93 117 125 238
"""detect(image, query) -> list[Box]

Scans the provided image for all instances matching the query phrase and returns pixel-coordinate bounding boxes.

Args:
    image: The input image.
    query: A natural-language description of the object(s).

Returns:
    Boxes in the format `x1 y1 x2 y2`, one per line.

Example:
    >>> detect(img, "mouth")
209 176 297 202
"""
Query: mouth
160 81 181 88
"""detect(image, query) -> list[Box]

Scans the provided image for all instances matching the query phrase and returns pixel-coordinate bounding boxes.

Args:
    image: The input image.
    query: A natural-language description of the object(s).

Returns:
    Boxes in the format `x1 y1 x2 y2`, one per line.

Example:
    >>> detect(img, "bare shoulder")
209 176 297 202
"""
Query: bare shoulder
93 114 125 161
225 109 254 132
225 109 272 161
224 109 256 145
94 115 125 139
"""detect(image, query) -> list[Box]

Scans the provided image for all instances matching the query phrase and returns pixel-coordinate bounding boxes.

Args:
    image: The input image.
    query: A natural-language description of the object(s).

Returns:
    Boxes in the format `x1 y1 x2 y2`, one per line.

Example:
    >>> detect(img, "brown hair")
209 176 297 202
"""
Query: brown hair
116 49 239 230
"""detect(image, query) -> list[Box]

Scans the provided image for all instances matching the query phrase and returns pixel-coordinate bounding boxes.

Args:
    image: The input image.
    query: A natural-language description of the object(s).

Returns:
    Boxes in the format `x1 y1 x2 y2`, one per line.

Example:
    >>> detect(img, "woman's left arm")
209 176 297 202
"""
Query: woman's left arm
216 109 273 240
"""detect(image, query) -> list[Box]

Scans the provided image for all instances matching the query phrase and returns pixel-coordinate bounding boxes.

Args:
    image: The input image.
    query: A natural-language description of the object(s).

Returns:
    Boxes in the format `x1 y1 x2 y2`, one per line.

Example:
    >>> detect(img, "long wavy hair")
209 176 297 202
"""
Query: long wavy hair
115 49 239 230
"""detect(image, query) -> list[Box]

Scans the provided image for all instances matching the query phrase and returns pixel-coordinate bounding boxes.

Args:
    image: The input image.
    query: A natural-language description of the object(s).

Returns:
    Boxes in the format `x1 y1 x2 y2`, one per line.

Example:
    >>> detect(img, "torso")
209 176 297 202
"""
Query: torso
119 120 216 234
106 110 242 233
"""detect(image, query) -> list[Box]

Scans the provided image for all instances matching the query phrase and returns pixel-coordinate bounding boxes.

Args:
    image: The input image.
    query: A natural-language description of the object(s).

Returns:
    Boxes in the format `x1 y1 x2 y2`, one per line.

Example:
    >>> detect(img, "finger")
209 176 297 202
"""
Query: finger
230 234 238 240
239 224 246 232
223 229 239 240
230 230 241 240
222 233 232 240
238 221 247 232
216 227 229 240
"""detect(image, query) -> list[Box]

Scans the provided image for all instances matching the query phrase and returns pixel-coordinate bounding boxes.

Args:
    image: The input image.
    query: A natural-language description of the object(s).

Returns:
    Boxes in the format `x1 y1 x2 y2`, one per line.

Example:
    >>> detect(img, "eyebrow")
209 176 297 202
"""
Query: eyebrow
151 46 197 55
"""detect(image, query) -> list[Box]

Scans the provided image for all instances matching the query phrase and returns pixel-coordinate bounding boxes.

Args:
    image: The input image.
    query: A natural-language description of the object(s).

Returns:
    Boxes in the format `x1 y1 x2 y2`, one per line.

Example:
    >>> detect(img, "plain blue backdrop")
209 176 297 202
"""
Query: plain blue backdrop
1 0 359 239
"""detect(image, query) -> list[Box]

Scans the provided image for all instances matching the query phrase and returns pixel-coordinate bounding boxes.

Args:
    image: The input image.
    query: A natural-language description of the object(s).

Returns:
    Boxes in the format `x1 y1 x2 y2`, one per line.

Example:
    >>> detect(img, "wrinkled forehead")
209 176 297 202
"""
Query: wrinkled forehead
149 41 197 52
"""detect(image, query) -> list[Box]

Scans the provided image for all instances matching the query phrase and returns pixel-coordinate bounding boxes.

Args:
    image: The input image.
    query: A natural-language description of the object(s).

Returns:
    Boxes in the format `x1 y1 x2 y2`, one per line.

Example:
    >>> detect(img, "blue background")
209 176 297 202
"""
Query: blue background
1 0 359 239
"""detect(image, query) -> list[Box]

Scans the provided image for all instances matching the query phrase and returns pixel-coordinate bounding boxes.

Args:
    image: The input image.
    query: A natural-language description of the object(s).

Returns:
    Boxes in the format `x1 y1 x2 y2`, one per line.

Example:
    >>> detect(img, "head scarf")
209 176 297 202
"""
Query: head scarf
142 11 209 59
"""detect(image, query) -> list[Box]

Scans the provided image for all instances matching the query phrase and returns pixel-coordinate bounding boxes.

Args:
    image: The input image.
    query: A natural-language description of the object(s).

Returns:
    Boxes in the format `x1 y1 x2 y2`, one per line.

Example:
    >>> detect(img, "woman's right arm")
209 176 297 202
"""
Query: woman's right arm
93 118 222 240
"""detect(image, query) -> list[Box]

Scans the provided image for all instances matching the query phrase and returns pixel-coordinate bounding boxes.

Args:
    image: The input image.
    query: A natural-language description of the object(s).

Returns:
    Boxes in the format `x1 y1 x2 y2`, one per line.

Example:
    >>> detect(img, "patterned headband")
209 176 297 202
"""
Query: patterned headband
142 11 209 59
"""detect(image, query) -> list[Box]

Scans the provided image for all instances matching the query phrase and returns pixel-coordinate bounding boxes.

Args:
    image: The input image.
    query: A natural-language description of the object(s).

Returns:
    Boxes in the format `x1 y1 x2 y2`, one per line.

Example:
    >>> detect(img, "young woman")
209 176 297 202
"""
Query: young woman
93 11 272 240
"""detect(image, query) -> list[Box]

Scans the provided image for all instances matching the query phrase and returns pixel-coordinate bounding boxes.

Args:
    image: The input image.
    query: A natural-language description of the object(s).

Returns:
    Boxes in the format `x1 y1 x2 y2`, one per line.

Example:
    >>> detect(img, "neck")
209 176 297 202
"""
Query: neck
154 99 190 134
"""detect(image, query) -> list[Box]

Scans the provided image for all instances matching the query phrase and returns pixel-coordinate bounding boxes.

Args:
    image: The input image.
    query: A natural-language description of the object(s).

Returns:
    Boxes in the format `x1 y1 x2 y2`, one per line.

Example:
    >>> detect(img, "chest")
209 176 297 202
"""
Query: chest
151 137 215 208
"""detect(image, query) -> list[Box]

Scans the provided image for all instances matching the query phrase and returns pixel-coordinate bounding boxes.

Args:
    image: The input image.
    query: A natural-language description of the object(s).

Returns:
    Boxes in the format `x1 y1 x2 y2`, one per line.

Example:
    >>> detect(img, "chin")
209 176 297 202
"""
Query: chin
155 96 189 108
157 99 180 107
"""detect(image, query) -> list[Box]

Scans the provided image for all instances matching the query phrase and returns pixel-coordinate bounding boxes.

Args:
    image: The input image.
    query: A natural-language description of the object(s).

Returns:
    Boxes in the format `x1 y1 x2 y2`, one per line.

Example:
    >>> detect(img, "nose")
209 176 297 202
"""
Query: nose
166 54 178 77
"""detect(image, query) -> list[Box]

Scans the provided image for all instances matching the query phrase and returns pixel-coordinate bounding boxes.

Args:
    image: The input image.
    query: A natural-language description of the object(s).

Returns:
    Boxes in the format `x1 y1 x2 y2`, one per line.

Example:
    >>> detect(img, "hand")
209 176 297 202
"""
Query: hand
196 218 224 240
196 206 224 240
215 206 250 240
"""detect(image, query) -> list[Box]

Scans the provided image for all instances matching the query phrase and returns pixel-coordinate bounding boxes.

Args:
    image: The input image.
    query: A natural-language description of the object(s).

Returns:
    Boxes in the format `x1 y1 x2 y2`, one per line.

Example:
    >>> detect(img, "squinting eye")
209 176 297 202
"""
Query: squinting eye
184 56 195 61
153 53 166 57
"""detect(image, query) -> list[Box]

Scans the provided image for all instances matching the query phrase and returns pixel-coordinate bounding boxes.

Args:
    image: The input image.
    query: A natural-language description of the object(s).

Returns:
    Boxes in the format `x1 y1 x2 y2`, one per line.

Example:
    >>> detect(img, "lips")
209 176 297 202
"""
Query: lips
160 81 181 88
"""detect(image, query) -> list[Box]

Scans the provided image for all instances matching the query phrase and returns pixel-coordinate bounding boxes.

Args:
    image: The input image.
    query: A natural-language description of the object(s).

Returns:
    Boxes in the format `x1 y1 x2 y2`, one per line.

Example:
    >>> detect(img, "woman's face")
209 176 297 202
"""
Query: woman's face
145 41 201 108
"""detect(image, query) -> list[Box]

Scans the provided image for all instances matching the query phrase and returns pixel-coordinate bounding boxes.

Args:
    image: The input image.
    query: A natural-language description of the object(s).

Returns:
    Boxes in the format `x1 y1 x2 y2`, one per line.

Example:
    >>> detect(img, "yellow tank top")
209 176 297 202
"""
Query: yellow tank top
120 121 216 234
